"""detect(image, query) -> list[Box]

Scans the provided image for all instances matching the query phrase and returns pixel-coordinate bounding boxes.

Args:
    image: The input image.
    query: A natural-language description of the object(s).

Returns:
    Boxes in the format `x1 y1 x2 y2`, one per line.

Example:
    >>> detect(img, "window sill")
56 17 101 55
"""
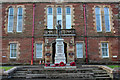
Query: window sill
10 57 17 59
97 31 102 33
7 32 14 33
102 56 109 58
77 57 83 59
36 57 42 59
16 31 22 33
105 31 111 33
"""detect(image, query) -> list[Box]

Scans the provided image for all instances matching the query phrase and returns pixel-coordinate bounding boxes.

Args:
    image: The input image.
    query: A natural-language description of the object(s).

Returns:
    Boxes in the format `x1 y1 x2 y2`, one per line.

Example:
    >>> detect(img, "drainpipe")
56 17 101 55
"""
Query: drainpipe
83 4 88 64
31 4 35 65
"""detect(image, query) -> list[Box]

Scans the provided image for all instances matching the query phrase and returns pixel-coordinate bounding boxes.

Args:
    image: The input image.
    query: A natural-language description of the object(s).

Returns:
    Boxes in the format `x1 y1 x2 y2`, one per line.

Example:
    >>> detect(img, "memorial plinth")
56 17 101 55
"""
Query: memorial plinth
55 38 66 64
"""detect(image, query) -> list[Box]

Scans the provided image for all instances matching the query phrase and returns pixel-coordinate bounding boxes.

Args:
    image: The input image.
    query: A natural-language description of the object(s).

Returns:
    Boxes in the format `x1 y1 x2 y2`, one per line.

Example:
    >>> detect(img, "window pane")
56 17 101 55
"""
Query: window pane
57 7 62 14
11 50 13 57
8 7 14 32
102 51 106 56
14 44 17 49
47 7 53 29
47 15 53 29
36 43 42 58
102 48 105 52
10 43 17 58
104 7 110 32
14 50 17 57
104 43 107 48
66 7 71 15
18 16 22 19
95 7 102 32
17 7 23 32
104 7 109 15
76 43 83 58
9 8 14 15
48 7 52 15
102 43 104 47
18 8 22 15
66 15 71 29
57 7 62 28
10 16 13 19
101 42 109 57
66 7 71 29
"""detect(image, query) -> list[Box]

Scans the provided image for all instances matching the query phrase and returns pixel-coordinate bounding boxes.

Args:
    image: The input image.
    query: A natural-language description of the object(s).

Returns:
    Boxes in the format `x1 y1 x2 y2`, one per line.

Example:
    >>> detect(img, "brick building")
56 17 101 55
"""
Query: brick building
0 0 120 65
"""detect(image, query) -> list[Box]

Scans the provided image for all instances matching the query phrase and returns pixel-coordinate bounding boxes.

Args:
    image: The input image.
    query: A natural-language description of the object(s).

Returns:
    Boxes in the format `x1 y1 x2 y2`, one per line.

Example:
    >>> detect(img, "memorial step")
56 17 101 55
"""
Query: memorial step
13 73 27 75
15 71 28 73
4 66 111 80
94 74 109 77
11 75 26 78
95 77 111 79
26 73 94 79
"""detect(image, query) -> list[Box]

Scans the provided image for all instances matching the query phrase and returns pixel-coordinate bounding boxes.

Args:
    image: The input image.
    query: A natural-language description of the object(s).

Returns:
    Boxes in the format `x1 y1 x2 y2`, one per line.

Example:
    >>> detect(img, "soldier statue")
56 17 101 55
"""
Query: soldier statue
56 20 61 38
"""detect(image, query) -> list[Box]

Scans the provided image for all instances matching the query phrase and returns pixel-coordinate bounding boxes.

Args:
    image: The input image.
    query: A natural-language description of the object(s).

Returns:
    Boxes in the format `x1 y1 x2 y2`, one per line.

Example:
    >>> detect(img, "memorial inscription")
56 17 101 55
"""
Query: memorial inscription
55 39 66 64
57 45 63 53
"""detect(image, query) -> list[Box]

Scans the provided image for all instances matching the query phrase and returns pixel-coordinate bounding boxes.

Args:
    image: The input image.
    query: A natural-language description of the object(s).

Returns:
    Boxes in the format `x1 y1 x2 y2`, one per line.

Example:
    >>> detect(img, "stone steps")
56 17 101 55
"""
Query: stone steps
94 72 107 74
95 77 111 80
13 72 28 75
7 66 111 80
11 75 26 78
4 78 96 80
27 68 100 71
94 74 109 77
13 70 27 73
26 73 94 79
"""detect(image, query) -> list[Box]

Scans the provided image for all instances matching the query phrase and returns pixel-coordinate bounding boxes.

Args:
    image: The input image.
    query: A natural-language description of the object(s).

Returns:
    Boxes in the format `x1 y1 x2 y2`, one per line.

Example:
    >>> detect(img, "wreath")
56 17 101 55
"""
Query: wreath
45 63 50 67
55 63 59 66
70 62 75 66
59 62 65 66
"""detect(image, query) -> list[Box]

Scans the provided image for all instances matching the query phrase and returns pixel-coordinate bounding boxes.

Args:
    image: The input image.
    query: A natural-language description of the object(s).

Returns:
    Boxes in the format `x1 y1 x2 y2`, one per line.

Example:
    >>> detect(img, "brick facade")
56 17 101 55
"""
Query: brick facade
1 1 120 65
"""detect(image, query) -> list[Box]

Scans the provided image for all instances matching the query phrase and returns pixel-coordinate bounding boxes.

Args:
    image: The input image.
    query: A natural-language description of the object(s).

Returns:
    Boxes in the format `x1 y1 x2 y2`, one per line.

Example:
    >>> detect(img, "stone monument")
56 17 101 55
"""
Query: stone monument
55 21 66 64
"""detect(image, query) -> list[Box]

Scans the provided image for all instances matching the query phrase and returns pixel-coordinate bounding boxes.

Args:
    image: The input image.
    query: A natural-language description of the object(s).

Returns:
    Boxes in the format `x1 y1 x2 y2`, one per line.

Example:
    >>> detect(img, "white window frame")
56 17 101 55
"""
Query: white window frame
95 7 102 32
57 7 62 28
8 7 14 32
10 43 17 59
36 43 43 58
47 7 52 15
47 7 53 29
101 42 109 58
104 7 111 32
66 7 71 29
17 7 23 32
76 43 84 58
57 7 62 15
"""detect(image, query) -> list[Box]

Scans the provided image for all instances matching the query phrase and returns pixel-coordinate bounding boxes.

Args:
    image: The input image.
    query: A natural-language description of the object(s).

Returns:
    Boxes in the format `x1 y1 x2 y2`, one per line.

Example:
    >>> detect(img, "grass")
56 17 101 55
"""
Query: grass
0 66 13 71
107 65 120 69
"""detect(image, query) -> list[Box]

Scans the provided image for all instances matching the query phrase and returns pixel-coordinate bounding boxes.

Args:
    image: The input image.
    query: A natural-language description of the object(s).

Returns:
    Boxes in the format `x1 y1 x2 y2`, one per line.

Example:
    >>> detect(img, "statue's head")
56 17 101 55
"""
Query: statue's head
58 20 60 24
58 20 61 25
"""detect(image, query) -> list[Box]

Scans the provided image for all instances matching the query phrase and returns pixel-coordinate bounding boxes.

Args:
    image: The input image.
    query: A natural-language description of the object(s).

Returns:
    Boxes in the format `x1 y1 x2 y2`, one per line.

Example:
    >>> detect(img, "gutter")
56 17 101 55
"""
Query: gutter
31 4 35 65
83 4 88 64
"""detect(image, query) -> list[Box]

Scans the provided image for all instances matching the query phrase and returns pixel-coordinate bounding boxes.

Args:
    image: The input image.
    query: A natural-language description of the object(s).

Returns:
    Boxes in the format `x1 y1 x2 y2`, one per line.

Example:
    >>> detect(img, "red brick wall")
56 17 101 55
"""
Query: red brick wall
1 2 119 64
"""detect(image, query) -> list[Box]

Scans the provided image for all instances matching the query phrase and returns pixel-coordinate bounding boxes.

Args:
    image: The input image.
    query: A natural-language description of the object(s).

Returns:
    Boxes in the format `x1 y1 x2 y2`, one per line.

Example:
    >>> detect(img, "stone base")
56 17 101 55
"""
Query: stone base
54 58 66 64
55 54 66 64
55 38 66 64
